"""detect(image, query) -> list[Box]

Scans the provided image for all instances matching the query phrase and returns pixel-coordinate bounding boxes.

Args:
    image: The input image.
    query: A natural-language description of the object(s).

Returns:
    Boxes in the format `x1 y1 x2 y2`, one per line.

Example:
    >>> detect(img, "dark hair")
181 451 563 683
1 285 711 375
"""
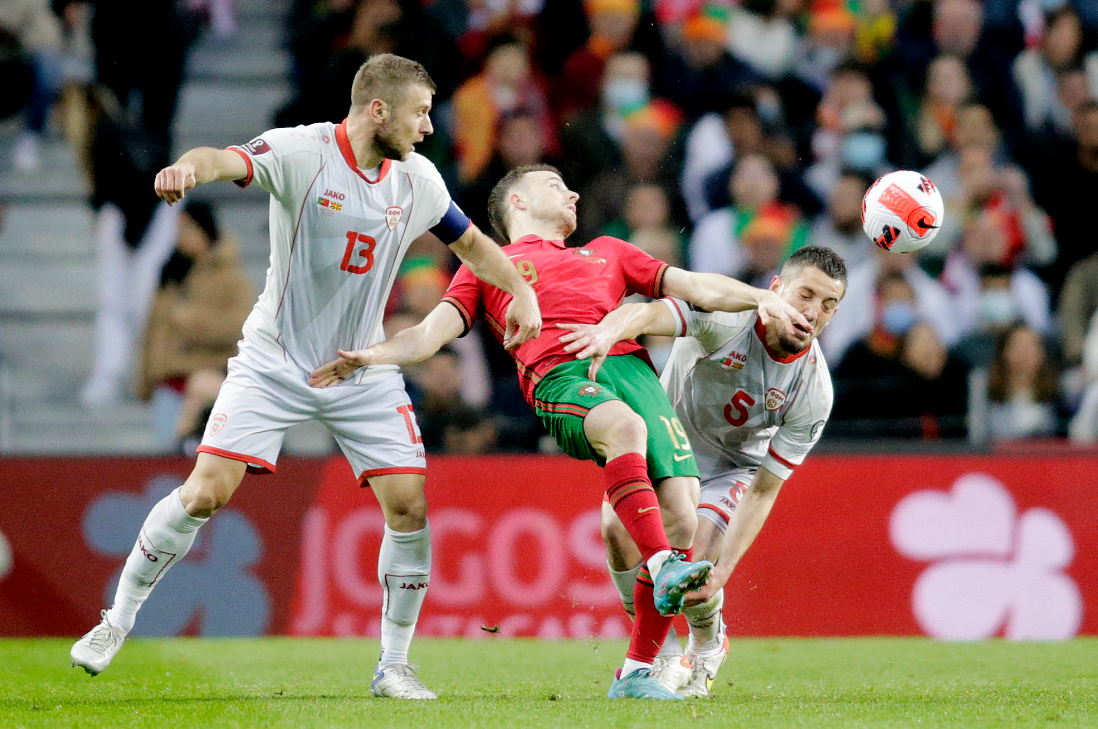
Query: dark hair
182 200 219 244
486 163 563 242
781 246 847 291
351 54 436 110
987 324 1061 403
977 262 1012 280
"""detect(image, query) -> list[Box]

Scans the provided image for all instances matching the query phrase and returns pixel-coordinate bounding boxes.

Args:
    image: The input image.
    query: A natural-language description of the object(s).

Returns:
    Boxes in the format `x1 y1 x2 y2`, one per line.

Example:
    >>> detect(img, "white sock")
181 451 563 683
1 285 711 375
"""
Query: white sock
684 588 724 653
377 521 431 668
608 562 641 618
621 657 652 677
105 488 207 634
646 549 672 582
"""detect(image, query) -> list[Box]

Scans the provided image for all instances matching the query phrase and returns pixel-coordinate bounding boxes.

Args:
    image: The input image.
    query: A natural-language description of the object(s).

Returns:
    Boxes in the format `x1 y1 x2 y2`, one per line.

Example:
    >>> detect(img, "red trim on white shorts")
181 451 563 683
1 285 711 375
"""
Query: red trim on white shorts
227 147 254 188
357 466 428 487
196 445 276 475
698 503 731 525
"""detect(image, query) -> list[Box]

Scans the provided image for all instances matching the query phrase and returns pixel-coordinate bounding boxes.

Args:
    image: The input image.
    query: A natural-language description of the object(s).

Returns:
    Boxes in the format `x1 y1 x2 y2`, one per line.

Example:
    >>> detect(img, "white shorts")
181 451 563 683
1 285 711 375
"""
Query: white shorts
198 339 426 484
697 466 757 532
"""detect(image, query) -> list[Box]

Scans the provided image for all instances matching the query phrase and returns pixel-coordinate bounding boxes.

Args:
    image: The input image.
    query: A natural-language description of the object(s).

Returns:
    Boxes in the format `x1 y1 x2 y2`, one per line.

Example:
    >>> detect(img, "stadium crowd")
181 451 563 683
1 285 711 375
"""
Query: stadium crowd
6 0 1098 451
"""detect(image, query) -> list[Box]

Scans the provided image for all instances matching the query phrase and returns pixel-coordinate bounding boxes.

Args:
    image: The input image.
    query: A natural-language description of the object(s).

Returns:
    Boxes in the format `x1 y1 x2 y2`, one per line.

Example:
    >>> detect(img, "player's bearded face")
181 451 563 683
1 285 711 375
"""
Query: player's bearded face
374 117 410 161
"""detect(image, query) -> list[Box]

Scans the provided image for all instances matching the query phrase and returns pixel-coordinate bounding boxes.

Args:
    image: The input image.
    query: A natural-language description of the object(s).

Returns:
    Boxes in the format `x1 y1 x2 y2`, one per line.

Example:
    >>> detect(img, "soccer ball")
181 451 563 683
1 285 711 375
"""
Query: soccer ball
861 170 944 253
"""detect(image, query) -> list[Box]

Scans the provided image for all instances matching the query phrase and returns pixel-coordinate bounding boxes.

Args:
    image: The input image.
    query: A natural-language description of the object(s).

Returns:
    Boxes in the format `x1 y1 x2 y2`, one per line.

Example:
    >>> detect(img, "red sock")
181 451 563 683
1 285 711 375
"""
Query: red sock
605 453 671 561
627 564 673 663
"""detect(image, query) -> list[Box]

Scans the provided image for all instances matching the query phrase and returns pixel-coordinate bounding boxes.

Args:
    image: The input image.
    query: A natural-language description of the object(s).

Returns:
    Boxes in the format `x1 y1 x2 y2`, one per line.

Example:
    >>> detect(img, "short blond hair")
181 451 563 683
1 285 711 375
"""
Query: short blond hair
350 54 436 110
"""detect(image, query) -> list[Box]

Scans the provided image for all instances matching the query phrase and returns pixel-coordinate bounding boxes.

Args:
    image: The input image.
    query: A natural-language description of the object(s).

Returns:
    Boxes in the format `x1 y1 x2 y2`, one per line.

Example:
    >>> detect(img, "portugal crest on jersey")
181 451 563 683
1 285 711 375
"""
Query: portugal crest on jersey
764 388 787 411
578 384 600 397
386 206 403 231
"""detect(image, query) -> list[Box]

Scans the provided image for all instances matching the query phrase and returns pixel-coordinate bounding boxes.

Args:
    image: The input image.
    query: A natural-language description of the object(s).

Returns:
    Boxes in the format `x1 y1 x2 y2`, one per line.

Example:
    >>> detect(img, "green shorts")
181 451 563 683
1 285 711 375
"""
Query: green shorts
532 354 700 482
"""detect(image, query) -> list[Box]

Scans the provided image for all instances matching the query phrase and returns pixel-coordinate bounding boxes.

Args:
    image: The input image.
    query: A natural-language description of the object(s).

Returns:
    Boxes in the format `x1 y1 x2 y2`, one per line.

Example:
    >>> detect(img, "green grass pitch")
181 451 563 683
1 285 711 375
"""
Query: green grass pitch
2 638 1096 728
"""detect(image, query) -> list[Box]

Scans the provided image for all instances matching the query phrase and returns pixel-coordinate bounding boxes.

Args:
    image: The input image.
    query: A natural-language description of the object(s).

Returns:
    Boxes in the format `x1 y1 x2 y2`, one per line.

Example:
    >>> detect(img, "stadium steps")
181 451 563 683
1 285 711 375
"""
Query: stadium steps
0 0 338 455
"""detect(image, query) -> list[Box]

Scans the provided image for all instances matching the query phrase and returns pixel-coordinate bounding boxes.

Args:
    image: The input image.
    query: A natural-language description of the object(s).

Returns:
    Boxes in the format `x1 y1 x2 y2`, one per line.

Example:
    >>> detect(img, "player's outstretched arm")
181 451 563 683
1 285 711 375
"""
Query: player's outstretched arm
661 267 811 336
153 148 249 204
684 467 786 607
448 226 541 349
308 302 466 388
558 302 677 380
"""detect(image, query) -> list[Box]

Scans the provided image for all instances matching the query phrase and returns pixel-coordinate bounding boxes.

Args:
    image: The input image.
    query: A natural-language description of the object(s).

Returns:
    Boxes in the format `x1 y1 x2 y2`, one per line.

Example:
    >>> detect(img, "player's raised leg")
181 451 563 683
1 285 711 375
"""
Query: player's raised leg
367 472 436 699
70 453 246 675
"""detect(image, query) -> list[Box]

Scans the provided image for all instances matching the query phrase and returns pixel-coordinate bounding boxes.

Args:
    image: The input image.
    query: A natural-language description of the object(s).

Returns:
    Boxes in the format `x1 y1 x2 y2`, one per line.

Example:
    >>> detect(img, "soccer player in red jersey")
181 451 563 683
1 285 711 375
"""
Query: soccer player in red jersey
310 164 810 699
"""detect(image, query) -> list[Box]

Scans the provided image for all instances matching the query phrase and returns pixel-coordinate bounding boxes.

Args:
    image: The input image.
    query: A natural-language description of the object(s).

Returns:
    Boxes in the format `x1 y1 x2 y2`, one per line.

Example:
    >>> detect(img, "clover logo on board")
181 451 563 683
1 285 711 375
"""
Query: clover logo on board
889 474 1081 640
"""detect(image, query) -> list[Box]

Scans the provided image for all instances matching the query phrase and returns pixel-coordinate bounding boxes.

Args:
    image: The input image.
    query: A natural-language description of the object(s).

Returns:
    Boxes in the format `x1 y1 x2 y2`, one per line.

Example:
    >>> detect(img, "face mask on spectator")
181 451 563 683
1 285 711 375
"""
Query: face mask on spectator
841 131 886 171
977 290 1018 327
603 78 648 114
881 301 917 336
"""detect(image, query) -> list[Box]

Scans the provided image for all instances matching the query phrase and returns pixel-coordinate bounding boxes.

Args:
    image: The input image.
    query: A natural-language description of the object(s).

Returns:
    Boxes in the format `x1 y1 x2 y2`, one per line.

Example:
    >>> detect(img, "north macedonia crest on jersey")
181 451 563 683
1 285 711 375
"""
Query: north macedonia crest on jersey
209 413 228 435
386 206 403 231
764 388 787 411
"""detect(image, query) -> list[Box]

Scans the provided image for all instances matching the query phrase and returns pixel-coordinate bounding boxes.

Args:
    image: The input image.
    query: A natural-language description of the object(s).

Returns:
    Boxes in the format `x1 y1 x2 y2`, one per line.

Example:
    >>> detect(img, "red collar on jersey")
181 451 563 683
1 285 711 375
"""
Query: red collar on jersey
512 234 567 248
336 120 392 184
754 317 810 364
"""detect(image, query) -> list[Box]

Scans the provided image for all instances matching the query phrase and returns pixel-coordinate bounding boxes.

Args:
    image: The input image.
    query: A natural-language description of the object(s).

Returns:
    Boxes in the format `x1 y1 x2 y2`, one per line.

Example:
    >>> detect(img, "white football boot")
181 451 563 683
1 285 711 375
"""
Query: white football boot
70 610 127 676
678 635 729 698
652 652 693 692
371 664 438 699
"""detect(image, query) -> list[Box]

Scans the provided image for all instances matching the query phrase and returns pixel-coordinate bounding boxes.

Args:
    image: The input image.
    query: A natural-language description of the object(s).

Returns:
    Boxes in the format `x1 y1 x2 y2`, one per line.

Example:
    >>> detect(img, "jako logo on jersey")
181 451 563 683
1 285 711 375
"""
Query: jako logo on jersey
209 413 227 435
386 206 403 231
400 581 429 590
323 189 345 200
240 138 271 156
764 388 787 411
720 351 747 370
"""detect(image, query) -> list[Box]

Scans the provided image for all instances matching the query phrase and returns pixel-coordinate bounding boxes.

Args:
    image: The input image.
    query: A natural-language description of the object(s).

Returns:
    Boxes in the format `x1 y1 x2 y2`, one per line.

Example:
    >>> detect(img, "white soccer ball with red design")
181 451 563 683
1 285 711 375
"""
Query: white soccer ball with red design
861 170 944 253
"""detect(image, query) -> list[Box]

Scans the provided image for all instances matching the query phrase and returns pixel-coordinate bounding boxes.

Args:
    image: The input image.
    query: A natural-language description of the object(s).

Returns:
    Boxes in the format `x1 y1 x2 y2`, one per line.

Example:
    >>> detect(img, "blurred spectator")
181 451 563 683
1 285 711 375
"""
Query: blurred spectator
987 324 1061 440
727 0 799 82
80 85 184 408
808 170 875 265
689 153 806 276
680 92 764 223
459 109 553 236
806 65 889 197
1029 101 1098 292
602 182 681 260
0 0 62 172
407 345 498 453
832 274 968 439
553 0 643 121
940 214 1053 340
913 54 973 166
1059 251 1098 370
575 100 683 242
795 3 858 94
559 51 649 191
136 202 254 450
1068 310 1098 444
1013 6 1098 135
821 246 958 364
655 10 759 119
452 35 555 185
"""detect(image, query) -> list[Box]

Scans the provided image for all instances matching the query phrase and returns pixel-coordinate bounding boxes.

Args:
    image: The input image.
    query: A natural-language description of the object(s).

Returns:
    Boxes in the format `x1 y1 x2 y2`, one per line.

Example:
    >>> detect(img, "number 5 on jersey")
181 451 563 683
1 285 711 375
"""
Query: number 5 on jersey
341 231 376 274
724 390 755 426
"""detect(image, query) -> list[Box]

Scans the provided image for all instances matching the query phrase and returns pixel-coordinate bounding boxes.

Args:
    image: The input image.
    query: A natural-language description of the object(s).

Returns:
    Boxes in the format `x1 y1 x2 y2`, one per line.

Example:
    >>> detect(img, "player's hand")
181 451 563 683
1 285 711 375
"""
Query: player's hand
503 289 542 350
154 162 198 205
757 290 811 339
683 569 727 608
558 322 621 380
308 349 378 388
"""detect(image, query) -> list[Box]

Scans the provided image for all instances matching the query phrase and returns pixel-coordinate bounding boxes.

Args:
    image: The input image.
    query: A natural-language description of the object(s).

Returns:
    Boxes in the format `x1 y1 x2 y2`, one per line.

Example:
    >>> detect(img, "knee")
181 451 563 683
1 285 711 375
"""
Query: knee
663 506 698 549
179 472 235 518
601 504 632 552
385 493 428 531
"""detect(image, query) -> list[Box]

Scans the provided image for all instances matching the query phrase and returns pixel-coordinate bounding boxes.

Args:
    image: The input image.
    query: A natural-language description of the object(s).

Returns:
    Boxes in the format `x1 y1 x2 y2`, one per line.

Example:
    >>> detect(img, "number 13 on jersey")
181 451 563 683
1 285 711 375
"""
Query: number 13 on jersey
341 231 376 274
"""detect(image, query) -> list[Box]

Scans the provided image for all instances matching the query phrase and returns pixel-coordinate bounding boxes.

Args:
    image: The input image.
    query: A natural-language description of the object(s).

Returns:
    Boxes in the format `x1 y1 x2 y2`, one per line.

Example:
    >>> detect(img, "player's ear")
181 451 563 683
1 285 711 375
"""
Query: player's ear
769 275 782 293
510 191 527 211
368 98 388 124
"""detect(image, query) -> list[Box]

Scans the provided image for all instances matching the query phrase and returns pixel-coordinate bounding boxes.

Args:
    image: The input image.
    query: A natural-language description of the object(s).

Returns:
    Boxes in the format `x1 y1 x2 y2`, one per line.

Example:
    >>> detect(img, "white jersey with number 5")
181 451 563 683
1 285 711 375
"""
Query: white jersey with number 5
660 299 833 480
228 120 458 380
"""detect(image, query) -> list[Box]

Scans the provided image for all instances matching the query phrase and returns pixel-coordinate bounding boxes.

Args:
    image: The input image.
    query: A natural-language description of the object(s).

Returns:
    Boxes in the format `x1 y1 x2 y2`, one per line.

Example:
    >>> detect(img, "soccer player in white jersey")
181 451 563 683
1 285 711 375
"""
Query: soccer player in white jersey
70 54 541 699
559 245 846 697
